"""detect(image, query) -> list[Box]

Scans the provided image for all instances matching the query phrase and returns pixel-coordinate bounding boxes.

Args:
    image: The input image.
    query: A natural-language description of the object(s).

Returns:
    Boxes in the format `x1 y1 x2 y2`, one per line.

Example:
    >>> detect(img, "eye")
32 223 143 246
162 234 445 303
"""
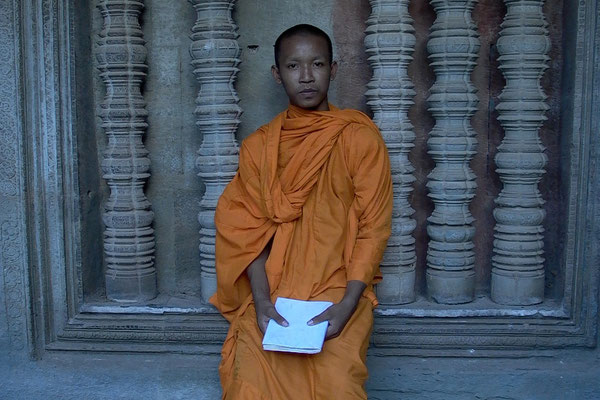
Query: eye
314 61 324 67
287 63 297 69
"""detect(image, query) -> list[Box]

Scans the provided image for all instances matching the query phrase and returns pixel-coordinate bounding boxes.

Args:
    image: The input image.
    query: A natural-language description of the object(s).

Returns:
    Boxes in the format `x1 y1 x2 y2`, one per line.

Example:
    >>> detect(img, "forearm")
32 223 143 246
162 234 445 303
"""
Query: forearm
340 280 366 309
246 244 289 331
246 244 271 303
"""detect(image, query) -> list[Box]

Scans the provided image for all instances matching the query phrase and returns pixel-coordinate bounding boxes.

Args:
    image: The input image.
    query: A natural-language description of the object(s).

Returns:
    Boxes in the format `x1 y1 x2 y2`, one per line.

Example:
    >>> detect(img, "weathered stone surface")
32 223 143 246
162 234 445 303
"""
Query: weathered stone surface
96 0 157 302
491 0 550 305
409 0 563 299
0 0 30 354
365 0 417 304
1 350 599 399
1 0 598 357
425 0 480 304
189 0 242 302
138 0 200 297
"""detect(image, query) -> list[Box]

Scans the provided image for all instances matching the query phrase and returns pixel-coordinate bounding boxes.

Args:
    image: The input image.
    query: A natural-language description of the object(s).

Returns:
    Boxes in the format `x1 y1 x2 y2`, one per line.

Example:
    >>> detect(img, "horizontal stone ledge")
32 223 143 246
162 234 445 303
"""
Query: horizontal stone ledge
80 303 219 315
79 294 566 319
374 296 565 318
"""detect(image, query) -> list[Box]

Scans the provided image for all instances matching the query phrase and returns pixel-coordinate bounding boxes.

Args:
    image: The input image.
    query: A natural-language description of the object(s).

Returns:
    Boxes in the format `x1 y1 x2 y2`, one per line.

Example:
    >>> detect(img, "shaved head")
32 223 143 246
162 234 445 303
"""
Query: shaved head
274 24 333 68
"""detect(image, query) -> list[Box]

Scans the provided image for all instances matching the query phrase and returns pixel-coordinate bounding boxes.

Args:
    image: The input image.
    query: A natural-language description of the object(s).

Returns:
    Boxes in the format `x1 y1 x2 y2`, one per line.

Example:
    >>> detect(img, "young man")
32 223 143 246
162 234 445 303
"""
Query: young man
210 24 392 399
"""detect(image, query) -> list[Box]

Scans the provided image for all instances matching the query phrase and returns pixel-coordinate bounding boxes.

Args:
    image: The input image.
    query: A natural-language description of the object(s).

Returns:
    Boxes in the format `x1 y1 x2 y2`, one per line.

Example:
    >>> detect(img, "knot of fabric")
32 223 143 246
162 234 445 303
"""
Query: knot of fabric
261 105 367 224
263 178 306 223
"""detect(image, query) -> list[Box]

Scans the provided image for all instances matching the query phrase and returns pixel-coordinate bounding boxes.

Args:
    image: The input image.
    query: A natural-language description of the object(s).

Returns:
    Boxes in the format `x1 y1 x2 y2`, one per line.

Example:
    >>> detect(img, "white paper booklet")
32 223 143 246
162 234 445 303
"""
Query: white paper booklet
262 297 332 354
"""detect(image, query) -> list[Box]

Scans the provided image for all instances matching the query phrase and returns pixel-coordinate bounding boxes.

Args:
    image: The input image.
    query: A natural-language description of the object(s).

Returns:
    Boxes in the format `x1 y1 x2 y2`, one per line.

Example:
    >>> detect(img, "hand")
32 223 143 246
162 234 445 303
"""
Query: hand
307 280 365 340
307 300 356 340
254 298 289 334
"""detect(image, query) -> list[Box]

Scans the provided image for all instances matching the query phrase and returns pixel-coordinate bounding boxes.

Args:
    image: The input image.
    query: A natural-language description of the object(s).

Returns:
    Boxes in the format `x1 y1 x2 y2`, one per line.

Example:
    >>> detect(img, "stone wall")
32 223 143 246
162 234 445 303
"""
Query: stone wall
0 0 597 356
84 0 566 301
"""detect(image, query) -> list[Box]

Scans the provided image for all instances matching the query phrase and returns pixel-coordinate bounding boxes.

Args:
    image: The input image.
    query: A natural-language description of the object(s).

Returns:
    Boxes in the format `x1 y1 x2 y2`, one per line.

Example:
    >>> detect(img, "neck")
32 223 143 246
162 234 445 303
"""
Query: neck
290 100 330 112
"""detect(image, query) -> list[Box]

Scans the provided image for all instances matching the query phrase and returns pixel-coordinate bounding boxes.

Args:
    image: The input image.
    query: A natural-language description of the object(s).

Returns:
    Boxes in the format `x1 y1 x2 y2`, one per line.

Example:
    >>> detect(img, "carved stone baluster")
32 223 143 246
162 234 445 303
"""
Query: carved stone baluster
365 0 417 304
492 0 550 305
96 0 156 302
189 0 241 302
426 0 479 304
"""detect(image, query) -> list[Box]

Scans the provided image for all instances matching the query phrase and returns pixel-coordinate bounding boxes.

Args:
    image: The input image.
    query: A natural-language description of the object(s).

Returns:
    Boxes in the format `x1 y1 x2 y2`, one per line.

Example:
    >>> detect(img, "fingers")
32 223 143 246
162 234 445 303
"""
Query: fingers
308 304 347 340
310 311 338 339
265 307 289 327
258 313 287 335
325 324 338 340
307 306 333 326
255 301 289 332
258 318 268 334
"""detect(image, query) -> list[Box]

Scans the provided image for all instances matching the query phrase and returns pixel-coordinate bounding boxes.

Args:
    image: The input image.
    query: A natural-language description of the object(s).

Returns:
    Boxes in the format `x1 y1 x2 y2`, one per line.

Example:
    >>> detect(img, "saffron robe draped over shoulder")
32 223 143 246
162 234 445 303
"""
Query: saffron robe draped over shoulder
210 104 393 400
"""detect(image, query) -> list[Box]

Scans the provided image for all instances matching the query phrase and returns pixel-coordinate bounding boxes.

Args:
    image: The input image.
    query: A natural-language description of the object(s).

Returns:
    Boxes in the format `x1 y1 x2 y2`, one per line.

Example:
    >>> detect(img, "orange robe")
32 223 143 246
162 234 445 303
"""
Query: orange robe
210 104 393 399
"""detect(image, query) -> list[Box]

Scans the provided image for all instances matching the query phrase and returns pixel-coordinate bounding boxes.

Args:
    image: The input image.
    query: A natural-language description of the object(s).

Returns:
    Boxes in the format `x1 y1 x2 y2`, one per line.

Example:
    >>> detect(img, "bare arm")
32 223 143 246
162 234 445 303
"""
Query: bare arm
247 244 288 334
246 245 272 304
308 280 366 340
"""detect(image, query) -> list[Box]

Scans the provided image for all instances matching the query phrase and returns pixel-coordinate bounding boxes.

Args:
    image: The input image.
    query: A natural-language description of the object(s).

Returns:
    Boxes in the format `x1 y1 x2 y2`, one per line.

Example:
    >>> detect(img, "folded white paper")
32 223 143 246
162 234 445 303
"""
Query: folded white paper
262 297 332 354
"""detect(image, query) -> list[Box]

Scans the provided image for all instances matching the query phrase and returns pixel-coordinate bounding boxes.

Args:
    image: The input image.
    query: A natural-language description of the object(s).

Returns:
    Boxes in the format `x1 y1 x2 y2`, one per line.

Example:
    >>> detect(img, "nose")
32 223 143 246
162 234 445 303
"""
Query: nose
299 65 314 83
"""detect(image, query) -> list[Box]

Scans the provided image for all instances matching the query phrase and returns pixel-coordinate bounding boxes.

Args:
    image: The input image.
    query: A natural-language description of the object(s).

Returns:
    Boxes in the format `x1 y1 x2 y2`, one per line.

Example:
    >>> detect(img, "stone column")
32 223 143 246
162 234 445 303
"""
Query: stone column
364 0 417 304
492 0 550 305
189 0 242 302
425 0 480 304
96 0 157 302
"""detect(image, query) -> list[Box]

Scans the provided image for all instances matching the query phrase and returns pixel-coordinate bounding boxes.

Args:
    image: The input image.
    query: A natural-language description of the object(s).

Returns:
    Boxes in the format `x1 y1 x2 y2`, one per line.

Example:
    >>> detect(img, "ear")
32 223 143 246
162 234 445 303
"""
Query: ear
271 65 282 84
329 61 338 81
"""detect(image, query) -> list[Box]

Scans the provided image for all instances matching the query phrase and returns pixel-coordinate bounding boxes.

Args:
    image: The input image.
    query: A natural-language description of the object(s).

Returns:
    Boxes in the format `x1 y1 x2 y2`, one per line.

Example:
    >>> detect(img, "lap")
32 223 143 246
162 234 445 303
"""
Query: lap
222 297 373 400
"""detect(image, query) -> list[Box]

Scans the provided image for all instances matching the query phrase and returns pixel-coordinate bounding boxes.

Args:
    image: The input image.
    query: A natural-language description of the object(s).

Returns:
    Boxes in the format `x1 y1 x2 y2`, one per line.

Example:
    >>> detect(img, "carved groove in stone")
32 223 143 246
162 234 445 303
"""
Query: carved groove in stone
426 0 480 304
492 0 550 305
189 0 242 302
365 0 417 304
96 0 157 302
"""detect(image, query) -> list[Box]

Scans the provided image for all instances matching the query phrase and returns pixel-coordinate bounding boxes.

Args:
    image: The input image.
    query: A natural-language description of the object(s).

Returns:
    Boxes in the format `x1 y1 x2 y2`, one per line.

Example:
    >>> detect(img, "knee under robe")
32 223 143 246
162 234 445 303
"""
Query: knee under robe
210 104 393 399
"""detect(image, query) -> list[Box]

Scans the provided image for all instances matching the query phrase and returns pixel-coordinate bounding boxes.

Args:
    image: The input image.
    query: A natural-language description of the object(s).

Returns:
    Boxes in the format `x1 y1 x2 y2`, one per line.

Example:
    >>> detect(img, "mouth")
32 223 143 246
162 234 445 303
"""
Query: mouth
299 88 317 95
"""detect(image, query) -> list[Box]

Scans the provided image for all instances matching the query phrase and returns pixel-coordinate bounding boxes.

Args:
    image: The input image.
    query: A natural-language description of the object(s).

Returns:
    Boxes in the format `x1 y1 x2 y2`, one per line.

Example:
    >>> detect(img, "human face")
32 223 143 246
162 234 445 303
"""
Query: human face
271 34 337 111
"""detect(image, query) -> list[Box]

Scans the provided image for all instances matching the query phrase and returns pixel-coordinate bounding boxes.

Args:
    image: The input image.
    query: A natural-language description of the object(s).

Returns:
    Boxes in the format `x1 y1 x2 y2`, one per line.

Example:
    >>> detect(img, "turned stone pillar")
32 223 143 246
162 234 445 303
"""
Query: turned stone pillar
492 0 550 305
96 0 157 302
426 0 480 304
189 0 242 302
365 0 417 304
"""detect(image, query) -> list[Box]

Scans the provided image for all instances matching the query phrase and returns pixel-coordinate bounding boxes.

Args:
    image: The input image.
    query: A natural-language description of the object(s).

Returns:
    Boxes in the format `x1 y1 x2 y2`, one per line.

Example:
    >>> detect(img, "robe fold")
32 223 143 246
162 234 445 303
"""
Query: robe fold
210 104 393 399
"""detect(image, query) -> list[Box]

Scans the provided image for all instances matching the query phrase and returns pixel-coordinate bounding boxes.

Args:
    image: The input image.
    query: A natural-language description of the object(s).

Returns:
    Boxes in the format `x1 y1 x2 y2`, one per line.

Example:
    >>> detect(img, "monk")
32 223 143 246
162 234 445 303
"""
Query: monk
210 24 393 399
